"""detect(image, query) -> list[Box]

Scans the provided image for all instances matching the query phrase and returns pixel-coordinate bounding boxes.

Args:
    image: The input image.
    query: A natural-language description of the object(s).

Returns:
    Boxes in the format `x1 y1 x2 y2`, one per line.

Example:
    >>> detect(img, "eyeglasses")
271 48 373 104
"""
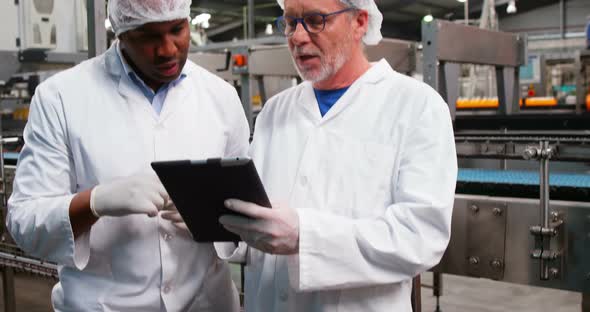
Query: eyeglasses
275 7 356 37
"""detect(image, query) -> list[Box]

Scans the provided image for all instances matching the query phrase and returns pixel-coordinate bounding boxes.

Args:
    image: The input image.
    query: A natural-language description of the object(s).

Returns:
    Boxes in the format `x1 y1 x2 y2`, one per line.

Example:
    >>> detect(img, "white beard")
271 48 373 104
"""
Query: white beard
291 33 352 83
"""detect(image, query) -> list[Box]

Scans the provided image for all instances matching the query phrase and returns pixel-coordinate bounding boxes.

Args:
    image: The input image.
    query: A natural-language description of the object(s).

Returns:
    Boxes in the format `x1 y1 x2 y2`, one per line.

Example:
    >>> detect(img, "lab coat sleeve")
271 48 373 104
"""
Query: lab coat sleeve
214 87 251 262
288 91 457 291
6 83 90 270
214 242 248 263
224 87 250 158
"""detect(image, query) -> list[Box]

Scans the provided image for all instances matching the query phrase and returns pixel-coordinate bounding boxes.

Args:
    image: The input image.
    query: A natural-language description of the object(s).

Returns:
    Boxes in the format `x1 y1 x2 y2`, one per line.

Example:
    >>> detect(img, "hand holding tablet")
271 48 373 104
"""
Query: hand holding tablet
151 158 271 242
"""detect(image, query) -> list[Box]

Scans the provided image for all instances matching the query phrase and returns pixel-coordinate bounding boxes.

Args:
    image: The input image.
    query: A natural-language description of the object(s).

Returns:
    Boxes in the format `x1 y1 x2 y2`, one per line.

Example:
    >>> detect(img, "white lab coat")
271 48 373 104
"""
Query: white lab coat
7 44 249 311
245 59 457 311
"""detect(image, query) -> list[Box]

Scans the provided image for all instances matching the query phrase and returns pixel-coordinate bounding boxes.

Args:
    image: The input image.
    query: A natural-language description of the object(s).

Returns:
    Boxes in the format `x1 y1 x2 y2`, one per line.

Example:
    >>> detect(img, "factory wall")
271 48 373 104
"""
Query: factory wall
0 2 19 51
0 0 81 53
499 0 590 36
54 0 79 53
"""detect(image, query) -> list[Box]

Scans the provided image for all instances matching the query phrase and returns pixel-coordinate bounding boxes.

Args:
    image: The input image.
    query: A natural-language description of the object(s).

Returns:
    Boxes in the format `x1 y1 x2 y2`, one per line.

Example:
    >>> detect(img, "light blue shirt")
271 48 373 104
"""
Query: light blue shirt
116 43 187 115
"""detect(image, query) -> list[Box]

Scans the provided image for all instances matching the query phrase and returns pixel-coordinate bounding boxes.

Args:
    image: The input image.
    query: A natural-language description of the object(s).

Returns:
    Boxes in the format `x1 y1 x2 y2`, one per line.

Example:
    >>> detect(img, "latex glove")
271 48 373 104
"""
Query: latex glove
219 199 299 255
160 202 191 235
90 173 169 218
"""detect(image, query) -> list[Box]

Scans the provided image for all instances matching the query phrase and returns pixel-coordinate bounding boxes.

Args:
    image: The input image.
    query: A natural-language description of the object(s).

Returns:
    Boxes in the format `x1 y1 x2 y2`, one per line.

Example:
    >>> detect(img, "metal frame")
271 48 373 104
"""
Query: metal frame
422 19 590 311
444 131 590 311
187 51 238 82
437 194 590 293
524 51 588 114
86 0 107 58
0 50 87 82
190 37 287 53
422 19 526 119
455 134 590 162
445 129 590 312
190 38 417 133
247 38 416 76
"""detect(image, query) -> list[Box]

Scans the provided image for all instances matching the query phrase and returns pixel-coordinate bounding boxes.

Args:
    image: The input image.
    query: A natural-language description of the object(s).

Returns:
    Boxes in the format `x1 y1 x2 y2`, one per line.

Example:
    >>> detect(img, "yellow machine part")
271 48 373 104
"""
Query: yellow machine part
523 97 558 107
456 98 499 109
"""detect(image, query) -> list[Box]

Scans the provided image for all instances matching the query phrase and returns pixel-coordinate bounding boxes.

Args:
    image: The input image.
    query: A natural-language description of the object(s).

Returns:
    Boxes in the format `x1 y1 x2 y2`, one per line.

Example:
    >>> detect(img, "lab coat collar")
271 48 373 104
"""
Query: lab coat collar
103 44 140 104
104 43 123 78
359 58 394 84
300 58 394 124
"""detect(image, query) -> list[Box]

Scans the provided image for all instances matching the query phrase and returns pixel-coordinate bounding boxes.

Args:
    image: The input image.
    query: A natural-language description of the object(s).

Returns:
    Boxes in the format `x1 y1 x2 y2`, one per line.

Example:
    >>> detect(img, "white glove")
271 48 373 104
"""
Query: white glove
160 203 191 235
90 173 169 218
219 199 299 255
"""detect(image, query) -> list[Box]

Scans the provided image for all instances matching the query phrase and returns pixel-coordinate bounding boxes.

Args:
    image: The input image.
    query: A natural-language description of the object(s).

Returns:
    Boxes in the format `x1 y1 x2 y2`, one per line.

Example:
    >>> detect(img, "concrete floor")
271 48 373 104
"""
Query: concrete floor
421 273 583 312
0 270 584 311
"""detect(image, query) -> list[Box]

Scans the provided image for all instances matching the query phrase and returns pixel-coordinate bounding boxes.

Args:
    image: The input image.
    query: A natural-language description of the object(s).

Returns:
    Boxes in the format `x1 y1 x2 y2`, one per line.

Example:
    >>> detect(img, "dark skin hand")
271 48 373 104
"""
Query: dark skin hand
69 189 97 238
68 19 191 239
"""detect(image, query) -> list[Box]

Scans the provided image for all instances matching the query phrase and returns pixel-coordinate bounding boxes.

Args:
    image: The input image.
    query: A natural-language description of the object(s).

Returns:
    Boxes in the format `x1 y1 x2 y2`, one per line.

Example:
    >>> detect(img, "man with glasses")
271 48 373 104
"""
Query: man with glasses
167 0 457 310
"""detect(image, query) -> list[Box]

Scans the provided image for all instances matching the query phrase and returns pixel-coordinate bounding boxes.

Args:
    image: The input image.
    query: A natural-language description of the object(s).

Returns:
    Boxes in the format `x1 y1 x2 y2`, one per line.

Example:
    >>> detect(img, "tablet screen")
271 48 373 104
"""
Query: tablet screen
152 158 271 242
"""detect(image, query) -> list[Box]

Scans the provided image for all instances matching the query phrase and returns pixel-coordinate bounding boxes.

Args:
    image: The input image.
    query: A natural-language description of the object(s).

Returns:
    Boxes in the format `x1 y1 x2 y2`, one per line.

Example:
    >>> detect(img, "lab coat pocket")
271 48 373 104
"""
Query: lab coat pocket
196 256 239 312
360 141 397 213
332 139 397 218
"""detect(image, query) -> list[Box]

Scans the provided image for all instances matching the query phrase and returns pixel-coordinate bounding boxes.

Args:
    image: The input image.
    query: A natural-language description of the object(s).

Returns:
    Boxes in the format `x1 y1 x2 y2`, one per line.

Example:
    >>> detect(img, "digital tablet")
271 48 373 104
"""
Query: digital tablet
151 158 271 242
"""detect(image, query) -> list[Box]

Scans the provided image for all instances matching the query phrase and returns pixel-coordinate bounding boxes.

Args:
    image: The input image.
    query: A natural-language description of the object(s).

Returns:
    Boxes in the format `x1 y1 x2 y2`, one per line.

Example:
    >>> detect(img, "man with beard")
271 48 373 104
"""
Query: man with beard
165 0 458 310
6 0 248 311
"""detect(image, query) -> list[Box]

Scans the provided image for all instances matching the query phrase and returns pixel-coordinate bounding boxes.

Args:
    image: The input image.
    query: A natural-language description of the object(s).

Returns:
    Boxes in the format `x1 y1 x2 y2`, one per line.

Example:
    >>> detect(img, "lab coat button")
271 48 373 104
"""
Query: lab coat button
163 233 172 241
300 176 308 186
163 285 171 294
279 291 288 301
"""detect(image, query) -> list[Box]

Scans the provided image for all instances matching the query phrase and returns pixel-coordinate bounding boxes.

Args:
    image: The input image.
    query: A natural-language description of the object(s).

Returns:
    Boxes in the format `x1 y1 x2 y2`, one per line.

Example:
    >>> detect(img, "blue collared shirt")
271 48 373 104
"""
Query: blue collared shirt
116 43 187 115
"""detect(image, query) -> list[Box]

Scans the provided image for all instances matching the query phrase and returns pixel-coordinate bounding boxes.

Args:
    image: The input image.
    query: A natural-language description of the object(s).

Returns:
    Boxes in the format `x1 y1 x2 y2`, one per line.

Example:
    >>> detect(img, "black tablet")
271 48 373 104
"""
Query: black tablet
151 158 271 242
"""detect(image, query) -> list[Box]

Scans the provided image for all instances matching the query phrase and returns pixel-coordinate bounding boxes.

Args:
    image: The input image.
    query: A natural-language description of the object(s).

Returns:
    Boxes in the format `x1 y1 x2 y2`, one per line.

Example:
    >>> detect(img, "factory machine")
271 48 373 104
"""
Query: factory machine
516 50 590 113
189 37 417 132
423 19 590 311
450 29 590 115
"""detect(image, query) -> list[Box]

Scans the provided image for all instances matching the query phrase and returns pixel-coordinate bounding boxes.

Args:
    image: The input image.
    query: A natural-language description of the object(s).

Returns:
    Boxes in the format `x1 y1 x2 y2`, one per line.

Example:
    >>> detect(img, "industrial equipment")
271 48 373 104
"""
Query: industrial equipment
423 19 590 312
75 0 89 52
423 19 525 119
190 37 417 132
17 0 58 51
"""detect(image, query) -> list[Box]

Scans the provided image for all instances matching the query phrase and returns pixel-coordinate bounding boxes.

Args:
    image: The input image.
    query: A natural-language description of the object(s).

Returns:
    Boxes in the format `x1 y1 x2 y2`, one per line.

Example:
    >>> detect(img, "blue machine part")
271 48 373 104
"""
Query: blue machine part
458 168 590 188
3 152 19 161
3 153 590 188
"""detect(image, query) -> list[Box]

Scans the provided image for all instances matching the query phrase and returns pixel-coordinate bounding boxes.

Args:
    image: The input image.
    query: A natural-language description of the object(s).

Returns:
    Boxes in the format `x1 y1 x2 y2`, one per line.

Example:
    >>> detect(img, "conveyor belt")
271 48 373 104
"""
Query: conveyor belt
3 152 19 161
457 168 590 202
459 169 590 188
454 114 590 131
2 152 19 166
2 154 589 200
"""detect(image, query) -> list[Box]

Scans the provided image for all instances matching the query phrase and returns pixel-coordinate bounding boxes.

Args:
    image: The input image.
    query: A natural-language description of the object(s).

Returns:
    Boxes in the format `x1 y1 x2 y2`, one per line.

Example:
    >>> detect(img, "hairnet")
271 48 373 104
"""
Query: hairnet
276 0 383 45
108 0 192 36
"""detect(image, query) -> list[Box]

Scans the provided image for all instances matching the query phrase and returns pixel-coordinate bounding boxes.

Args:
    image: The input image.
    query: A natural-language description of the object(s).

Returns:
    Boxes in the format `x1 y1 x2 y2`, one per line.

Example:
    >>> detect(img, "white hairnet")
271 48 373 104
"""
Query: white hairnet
108 0 192 36
276 0 383 45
